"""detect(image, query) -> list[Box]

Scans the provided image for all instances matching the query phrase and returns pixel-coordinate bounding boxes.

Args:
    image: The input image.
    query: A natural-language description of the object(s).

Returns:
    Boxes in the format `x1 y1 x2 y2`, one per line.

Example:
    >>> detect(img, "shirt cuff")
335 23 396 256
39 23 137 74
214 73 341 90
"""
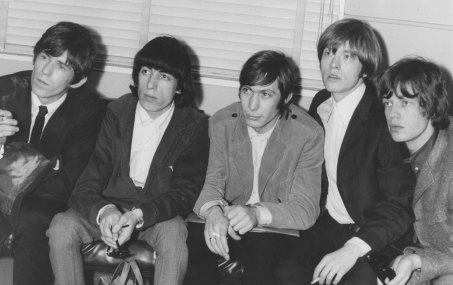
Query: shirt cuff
254 205 272 226
96 204 116 225
199 200 227 219
345 237 371 257
0 144 4 159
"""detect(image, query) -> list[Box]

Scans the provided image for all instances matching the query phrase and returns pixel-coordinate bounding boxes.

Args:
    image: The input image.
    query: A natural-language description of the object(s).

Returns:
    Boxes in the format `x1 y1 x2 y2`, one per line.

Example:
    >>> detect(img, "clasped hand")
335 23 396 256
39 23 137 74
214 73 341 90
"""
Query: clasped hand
99 207 139 249
204 205 258 260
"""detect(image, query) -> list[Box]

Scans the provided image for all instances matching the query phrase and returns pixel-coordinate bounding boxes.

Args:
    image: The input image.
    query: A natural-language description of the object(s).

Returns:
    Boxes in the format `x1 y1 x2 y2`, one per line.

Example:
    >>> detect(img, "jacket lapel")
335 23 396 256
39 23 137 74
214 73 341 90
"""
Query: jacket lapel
412 129 447 205
142 107 187 192
258 118 287 196
231 115 254 199
338 87 374 162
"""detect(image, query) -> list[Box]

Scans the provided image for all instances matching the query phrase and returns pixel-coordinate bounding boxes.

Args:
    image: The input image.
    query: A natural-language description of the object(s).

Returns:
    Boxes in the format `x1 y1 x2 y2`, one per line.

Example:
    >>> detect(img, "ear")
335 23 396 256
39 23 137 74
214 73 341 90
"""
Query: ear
69 77 87 89
284 93 293 105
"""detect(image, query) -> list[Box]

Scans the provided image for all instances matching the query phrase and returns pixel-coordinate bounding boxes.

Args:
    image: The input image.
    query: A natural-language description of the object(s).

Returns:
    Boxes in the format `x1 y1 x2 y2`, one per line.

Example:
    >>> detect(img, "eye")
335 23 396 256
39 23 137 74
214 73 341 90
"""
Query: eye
160 73 173 80
241 87 253 95
323 48 333 56
140 68 151 75
382 99 392 107
402 100 409 107
262 91 273 98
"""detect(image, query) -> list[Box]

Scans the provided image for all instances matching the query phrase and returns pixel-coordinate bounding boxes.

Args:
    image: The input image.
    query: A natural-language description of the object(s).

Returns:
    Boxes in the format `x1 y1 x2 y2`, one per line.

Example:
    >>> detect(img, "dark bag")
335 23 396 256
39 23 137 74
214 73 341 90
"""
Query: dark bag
0 142 52 217
98 260 144 285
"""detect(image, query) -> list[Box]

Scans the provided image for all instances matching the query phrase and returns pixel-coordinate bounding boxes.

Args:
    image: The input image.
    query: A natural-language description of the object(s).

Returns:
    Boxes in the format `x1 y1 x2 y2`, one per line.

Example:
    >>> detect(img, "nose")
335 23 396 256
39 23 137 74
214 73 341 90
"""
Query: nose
41 60 53 75
147 71 158 89
329 54 340 69
248 92 259 111
387 104 400 121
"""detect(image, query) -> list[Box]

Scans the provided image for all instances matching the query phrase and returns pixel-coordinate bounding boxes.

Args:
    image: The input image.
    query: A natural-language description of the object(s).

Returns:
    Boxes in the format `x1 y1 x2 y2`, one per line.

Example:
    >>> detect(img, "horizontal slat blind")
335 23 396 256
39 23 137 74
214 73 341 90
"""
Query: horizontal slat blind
148 0 298 80
0 0 342 89
3 0 144 65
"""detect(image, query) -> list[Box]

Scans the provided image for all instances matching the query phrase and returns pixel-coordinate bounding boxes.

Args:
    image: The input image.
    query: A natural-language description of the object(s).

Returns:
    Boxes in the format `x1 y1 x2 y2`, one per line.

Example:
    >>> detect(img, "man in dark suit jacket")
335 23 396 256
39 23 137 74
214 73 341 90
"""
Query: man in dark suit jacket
0 22 105 285
276 19 415 285
48 36 209 285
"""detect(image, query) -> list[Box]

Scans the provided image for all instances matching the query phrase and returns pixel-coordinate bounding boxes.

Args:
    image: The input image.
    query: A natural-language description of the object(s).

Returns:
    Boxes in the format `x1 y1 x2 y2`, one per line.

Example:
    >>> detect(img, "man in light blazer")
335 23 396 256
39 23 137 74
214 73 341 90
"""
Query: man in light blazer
48 36 209 285
185 50 324 285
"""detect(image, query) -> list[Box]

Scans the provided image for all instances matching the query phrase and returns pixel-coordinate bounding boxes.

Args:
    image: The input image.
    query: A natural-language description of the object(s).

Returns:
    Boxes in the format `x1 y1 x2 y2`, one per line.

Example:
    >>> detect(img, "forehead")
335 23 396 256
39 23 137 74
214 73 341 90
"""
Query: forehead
246 80 280 92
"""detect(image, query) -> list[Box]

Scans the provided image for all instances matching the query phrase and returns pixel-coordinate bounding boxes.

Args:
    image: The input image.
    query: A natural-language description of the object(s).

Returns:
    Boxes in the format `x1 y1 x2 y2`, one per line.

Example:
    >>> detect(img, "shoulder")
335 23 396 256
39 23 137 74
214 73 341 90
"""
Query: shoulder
210 102 241 127
286 103 324 138
106 93 137 114
66 87 106 118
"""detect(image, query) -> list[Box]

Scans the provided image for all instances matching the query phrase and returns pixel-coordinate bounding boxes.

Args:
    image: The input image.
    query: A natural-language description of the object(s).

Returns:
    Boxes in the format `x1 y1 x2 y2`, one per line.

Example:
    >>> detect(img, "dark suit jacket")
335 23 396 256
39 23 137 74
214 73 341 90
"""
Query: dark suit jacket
69 93 209 228
308 85 415 251
0 70 105 203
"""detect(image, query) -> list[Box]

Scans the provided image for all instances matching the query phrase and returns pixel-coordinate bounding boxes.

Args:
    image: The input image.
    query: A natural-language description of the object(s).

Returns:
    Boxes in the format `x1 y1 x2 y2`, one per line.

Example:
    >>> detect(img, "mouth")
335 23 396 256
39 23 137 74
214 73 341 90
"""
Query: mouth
389 125 403 132
326 74 341 80
34 77 48 86
245 114 261 121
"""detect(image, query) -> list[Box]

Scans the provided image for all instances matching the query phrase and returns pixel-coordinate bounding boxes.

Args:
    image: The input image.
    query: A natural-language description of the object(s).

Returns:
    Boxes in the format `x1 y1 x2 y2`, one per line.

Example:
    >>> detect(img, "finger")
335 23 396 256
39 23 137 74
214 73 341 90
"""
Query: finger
117 228 133 246
213 236 229 260
101 236 117 249
204 230 217 254
227 226 241 240
313 259 326 281
331 268 344 285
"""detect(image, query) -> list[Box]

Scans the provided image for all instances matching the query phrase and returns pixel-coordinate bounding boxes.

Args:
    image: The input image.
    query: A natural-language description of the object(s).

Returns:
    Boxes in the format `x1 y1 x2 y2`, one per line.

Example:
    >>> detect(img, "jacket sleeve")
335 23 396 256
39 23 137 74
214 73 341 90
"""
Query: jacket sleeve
137 116 210 228
193 117 229 215
68 107 116 225
355 126 415 251
260 124 324 230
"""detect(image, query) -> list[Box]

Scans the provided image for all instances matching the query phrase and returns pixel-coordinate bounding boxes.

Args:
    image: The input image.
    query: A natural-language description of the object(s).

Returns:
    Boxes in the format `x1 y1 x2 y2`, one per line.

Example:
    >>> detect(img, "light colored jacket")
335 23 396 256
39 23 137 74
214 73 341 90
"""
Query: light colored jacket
193 102 324 230
405 121 453 284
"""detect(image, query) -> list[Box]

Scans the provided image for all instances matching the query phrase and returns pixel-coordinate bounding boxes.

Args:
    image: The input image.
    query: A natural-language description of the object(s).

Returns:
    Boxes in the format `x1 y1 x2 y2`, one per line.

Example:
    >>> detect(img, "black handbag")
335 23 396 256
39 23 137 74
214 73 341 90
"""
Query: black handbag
0 142 52 217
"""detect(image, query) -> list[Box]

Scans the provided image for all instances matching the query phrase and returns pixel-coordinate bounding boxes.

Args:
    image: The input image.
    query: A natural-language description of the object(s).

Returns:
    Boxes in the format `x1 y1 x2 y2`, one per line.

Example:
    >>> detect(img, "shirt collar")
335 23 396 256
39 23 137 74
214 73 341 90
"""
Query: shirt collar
247 119 278 140
331 83 366 123
404 130 438 176
136 101 175 128
31 91 67 116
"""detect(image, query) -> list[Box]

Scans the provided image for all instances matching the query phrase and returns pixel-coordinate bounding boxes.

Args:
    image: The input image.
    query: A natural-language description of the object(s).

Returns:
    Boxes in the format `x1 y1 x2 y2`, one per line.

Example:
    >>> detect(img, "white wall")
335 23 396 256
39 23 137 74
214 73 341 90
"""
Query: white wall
0 0 451 115
345 0 453 77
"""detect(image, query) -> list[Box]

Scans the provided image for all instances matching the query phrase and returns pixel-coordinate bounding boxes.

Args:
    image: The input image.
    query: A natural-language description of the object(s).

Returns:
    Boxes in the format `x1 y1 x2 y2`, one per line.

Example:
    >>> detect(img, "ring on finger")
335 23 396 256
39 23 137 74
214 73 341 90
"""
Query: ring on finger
211 232 220 238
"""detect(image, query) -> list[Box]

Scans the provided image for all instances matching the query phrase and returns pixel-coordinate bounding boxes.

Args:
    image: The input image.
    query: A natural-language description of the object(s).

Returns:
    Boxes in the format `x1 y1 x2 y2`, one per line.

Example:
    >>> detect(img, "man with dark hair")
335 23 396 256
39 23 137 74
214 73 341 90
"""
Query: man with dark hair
0 21 105 285
48 36 209 285
276 19 415 285
185 50 324 285
380 57 453 285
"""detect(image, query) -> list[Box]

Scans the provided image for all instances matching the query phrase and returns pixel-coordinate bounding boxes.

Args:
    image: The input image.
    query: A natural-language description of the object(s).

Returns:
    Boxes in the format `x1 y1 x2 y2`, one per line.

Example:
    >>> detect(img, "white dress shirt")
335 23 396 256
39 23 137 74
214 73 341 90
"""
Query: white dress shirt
129 102 174 188
29 91 67 143
317 83 371 255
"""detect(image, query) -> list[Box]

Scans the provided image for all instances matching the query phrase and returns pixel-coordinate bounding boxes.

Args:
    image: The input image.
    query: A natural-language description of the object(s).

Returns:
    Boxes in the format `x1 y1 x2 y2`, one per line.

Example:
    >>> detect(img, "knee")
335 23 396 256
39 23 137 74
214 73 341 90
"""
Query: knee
153 216 188 252
47 211 82 248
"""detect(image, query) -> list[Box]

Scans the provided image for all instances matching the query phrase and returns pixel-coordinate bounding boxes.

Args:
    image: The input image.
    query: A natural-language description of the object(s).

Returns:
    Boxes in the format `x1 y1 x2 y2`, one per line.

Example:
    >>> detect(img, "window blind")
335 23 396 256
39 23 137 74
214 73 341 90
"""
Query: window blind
0 0 341 90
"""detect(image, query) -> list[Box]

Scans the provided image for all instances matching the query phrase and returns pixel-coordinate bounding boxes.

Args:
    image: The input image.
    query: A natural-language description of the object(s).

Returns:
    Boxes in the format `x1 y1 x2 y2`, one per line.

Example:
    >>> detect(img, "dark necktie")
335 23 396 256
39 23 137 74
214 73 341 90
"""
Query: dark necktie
30 105 48 147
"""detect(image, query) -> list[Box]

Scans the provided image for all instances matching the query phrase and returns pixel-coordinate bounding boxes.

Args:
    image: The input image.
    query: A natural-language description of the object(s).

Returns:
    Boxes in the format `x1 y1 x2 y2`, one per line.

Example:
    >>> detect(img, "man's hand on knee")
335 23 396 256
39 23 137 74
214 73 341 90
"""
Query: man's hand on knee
113 211 142 247
99 207 122 248
313 243 362 285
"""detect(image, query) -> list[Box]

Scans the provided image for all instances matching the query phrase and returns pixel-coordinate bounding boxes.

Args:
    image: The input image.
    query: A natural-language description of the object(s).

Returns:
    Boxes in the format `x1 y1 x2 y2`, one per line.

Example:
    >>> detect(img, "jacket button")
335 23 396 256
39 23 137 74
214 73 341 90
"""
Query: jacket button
232 113 238 117
291 114 297 119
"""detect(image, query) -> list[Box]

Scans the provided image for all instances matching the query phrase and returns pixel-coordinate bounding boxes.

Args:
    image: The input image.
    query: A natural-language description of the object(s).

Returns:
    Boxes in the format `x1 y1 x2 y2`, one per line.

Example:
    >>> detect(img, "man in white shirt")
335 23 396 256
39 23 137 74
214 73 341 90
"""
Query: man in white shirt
48 36 209 285
185 50 324 285
0 22 104 285
276 19 415 285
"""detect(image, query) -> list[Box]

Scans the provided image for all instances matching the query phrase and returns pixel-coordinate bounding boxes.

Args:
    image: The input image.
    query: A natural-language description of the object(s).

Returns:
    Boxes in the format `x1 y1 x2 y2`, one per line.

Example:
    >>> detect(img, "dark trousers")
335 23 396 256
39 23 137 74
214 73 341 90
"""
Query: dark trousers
275 212 377 285
4 196 67 285
185 222 298 285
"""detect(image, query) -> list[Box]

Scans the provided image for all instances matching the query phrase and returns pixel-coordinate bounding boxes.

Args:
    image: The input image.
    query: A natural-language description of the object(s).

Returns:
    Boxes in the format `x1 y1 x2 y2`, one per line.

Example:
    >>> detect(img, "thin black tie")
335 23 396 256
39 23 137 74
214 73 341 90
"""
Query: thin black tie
30 105 48 147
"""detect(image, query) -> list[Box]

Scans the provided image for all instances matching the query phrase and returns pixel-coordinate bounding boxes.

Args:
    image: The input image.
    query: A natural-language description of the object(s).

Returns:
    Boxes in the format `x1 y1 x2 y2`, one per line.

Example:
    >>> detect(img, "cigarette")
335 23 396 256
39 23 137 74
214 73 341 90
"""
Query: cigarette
311 278 319 284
